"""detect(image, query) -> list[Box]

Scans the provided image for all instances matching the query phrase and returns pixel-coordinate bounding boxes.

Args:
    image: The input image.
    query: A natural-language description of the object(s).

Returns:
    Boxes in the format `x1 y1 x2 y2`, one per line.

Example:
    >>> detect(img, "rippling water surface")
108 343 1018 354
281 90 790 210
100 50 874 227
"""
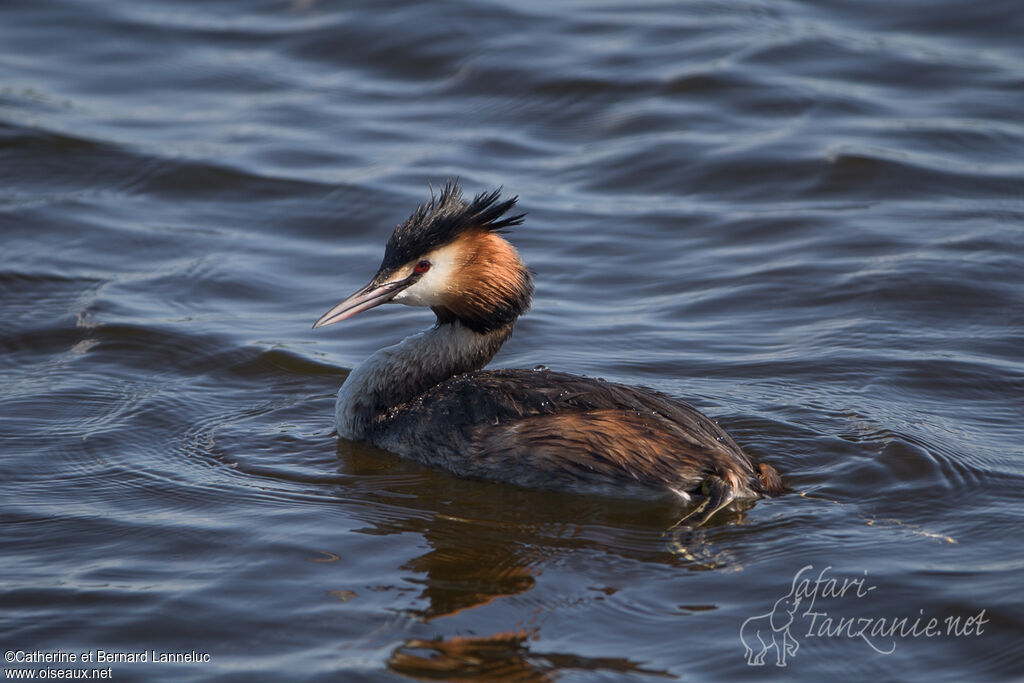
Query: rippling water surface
2 0 1023 680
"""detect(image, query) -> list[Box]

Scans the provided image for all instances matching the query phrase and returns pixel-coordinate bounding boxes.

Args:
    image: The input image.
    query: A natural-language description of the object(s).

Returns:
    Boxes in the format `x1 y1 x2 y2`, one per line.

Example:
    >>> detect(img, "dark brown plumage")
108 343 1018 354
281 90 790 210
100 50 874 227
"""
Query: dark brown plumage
376 369 784 501
315 182 785 524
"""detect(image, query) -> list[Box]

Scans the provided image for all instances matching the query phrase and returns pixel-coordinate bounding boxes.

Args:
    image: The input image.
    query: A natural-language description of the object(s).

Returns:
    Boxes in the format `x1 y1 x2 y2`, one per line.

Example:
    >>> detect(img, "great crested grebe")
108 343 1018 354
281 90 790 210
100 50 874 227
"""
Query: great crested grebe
314 182 784 526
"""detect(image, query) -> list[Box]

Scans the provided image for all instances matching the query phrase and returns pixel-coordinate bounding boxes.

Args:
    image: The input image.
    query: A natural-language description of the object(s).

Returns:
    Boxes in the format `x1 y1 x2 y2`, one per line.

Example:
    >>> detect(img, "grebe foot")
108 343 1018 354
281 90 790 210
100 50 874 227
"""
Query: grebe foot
671 475 737 529
664 527 738 569
663 476 741 567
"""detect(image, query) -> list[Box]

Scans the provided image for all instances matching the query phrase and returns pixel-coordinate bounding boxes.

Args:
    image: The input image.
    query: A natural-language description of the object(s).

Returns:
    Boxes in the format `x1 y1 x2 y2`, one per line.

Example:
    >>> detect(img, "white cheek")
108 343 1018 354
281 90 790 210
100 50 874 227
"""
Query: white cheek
391 245 459 307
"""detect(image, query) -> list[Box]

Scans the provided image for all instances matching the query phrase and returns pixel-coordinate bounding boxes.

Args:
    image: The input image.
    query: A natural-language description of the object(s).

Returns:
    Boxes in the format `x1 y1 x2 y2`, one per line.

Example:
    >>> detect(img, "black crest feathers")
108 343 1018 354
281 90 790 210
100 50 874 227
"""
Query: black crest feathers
380 181 525 272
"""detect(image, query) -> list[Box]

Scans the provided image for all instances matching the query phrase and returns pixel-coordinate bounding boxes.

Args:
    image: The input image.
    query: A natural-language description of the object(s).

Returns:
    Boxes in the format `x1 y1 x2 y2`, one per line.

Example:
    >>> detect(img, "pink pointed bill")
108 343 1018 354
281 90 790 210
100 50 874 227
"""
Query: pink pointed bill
312 277 414 329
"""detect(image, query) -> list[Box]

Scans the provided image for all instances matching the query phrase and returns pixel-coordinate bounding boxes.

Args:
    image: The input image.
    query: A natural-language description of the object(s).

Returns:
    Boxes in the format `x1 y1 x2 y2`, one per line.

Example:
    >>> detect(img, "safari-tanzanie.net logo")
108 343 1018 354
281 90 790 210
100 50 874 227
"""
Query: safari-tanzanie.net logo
740 565 988 667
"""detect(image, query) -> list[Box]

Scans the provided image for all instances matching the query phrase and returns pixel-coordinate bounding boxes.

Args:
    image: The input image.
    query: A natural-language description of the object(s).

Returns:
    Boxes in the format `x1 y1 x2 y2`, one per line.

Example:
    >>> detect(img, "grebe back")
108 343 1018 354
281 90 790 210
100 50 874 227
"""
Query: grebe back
314 182 784 525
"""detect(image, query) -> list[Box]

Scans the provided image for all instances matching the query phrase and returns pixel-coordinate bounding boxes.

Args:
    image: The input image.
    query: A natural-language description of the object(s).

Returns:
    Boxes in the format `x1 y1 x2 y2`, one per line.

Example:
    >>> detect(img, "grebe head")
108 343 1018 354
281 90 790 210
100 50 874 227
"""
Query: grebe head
313 182 534 334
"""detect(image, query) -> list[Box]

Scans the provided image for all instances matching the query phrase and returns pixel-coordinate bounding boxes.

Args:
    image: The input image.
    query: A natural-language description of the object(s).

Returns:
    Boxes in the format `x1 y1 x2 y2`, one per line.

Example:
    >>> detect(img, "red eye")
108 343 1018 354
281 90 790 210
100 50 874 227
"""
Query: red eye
414 260 431 274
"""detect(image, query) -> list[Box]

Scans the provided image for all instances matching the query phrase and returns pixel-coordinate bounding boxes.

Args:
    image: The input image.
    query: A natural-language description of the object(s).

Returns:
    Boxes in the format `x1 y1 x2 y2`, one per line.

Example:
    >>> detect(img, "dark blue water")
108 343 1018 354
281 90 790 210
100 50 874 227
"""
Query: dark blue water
2 0 1023 680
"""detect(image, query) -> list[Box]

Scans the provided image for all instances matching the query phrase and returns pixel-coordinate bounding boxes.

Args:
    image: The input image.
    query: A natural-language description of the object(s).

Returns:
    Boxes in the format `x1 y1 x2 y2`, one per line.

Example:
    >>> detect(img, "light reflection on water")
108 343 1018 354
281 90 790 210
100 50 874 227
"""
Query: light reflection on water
2 0 1023 679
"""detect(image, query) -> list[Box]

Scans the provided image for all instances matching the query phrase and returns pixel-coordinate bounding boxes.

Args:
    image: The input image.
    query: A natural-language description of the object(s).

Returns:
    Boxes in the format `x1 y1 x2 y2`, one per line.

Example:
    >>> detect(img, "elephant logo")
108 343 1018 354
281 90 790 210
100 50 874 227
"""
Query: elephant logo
739 591 802 666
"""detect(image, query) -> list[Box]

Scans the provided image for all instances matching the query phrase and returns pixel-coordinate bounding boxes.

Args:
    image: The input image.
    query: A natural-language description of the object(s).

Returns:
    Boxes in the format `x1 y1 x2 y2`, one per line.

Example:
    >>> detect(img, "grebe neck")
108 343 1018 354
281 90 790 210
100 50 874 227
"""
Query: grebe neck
336 320 512 440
